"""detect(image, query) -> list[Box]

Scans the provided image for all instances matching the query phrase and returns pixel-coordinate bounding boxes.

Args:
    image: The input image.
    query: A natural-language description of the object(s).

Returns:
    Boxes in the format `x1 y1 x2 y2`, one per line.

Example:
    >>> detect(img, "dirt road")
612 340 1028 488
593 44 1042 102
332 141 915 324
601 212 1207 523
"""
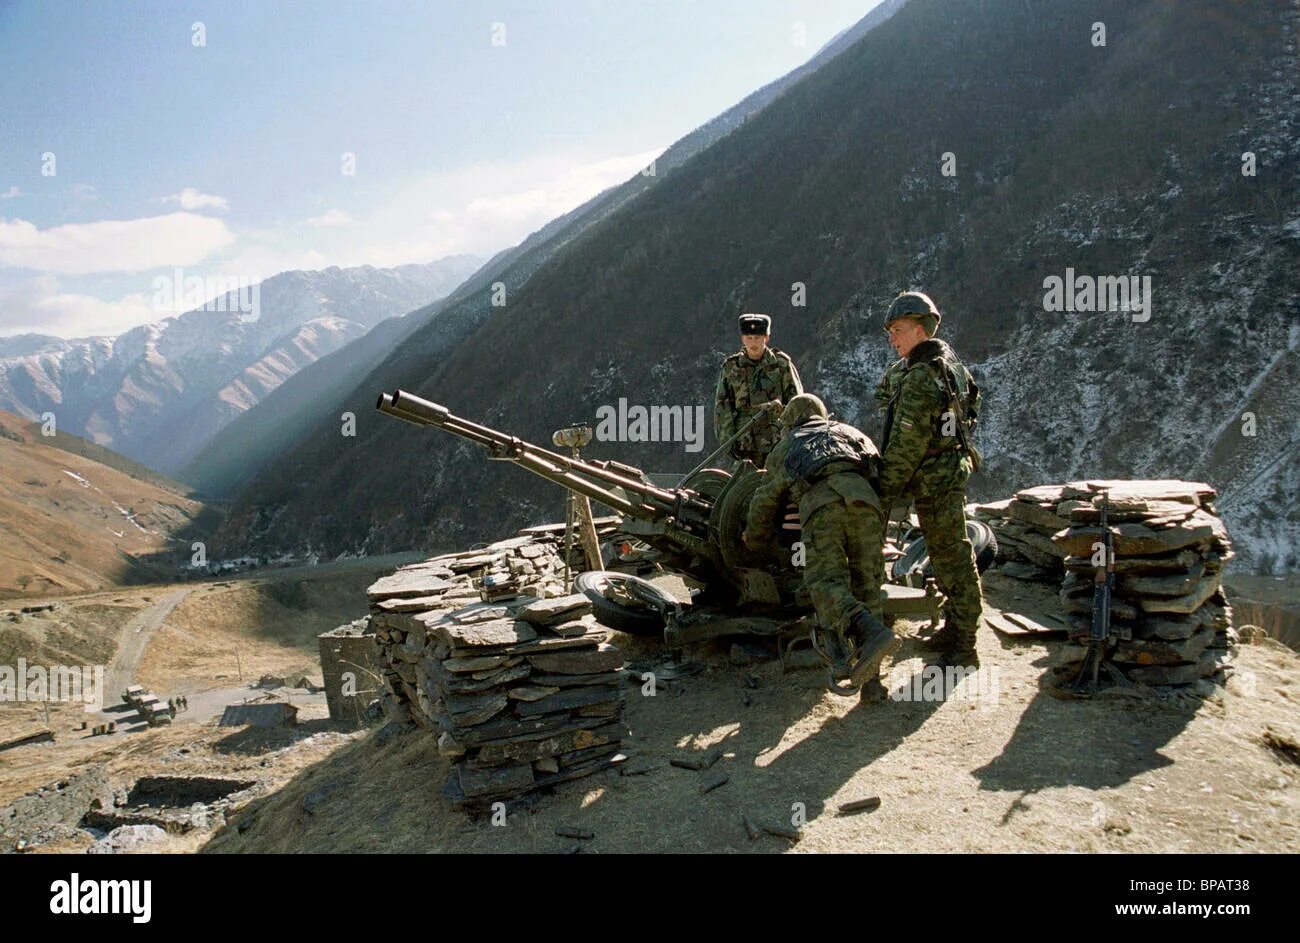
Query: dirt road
98 588 189 715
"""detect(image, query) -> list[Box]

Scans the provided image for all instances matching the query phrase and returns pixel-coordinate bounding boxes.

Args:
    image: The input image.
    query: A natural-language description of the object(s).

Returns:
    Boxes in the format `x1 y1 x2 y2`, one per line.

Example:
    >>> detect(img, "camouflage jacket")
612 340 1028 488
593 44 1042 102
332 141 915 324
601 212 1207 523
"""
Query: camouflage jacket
713 347 802 463
745 423 881 548
876 338 978 500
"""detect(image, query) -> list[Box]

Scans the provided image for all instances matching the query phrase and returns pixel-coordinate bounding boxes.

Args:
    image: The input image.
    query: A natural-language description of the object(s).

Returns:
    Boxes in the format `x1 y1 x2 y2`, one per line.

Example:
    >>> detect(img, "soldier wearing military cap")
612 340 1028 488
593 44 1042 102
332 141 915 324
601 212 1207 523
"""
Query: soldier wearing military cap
876 291 985 669
713 313 803 467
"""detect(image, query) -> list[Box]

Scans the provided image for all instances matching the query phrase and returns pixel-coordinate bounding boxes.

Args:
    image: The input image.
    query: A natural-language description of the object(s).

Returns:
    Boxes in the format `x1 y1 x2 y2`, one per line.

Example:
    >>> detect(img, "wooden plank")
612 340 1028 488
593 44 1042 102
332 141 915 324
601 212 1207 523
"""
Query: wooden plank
1001 610 1070 635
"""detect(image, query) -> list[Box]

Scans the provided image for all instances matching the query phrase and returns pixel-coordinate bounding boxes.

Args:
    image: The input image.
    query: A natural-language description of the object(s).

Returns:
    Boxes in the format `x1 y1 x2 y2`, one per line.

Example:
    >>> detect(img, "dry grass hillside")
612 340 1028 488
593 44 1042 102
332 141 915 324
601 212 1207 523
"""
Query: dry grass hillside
136 566 400 693
0 409 204 597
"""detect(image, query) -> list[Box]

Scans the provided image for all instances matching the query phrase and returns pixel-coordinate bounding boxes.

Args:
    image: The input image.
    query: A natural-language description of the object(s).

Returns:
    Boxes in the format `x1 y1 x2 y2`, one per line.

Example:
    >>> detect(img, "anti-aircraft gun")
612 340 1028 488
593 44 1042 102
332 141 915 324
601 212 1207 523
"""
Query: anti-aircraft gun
377 389 945 647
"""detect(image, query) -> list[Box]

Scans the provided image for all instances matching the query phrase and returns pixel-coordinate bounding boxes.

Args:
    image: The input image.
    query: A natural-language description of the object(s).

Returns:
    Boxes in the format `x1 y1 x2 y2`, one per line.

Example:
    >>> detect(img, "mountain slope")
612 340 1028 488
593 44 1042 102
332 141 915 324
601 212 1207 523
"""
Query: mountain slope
181 2 910 499
0 256 482 476
216 0 1300 572
0 410 208 597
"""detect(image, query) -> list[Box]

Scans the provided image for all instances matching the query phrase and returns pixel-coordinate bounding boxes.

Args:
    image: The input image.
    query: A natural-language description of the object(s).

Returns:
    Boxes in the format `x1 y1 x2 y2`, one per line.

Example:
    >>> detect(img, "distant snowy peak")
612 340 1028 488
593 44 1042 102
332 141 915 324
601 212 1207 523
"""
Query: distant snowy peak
0 254 484 475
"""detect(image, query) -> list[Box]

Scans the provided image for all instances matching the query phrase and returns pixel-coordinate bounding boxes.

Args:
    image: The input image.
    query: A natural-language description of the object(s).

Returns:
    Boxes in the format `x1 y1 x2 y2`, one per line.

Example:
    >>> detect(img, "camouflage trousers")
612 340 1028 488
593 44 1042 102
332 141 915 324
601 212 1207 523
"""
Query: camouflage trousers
913 486 984 638
801 499 885 638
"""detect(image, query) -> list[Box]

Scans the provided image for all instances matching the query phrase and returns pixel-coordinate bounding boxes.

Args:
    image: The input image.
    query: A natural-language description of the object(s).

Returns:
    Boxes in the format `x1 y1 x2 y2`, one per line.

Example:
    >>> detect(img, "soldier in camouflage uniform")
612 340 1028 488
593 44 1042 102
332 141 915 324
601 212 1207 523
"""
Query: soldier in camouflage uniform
713 313 803 467
744 394 899 696
876 291 985 669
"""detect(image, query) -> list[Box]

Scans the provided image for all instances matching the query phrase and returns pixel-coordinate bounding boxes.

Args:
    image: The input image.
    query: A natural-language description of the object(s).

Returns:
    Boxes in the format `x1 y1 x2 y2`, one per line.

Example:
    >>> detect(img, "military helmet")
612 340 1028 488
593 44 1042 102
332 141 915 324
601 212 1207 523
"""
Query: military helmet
781 393 828 431
738 313 772 336
884 291 941 335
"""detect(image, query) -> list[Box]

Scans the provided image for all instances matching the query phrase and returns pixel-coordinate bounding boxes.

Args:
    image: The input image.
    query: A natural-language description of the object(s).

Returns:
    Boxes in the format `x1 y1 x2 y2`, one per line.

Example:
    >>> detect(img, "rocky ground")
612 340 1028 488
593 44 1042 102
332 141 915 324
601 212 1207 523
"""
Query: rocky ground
2 560 1296 855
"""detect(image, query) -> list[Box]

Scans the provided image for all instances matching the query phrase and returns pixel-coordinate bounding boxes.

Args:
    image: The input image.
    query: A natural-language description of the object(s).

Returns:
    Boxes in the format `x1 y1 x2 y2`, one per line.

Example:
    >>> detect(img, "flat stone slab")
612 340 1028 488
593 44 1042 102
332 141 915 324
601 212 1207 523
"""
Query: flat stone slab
448 553 505 573
444 662 531 694
457 762 534 799
471 633 607 657
526 643 624 675
443 654 514 674
1064 549 1205 574
997 522 1067 559
457 712 607 747
1122 648 1229 685
576 701 624 718
507 684 561 702
1061 479 1217 506
550 616 597 638
1052 515 1219 557
1067 499 1198 525
366 571 458 601
1116 626 1215 666
444 691 508 726
468 724 622 767
517 594 592 626
1136 574 1221 615
432 617 538 650
1007 500 1070 532
515 685 624 717
971 499 1012 519
447 604 512 624
1119 563 1212 598
996 561 1058 581
529 670 631 688
468 657 524 678
375 596 454 614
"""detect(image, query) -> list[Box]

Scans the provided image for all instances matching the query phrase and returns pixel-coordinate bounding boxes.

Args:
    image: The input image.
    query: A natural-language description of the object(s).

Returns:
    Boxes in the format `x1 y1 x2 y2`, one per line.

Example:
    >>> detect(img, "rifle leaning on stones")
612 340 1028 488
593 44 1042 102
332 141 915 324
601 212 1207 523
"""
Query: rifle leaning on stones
1072 490 1115 693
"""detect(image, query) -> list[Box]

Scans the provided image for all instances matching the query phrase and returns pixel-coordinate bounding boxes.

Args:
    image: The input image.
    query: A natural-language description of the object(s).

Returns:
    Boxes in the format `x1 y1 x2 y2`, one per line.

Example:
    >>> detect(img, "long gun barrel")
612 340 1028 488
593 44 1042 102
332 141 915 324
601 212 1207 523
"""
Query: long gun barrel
377 389 714 532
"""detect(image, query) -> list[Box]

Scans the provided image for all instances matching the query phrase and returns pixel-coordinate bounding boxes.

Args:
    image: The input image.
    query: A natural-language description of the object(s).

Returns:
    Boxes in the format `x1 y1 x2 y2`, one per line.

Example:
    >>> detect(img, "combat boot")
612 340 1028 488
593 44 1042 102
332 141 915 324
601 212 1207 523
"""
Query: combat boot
926 622 980 670
848 610 901 690
918 619 959 652
859 675 889 705
809 625 853 686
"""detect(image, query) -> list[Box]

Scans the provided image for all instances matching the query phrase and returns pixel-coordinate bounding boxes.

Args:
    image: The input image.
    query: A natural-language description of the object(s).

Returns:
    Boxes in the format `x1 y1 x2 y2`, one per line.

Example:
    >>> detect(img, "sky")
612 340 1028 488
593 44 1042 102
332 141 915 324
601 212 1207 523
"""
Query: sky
0 0 883 339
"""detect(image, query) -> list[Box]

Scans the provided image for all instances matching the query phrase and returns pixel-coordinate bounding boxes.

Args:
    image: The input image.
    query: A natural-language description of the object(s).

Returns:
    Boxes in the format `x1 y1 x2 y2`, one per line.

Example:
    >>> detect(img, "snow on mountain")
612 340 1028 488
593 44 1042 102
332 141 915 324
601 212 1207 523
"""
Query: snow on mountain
0 255 482 475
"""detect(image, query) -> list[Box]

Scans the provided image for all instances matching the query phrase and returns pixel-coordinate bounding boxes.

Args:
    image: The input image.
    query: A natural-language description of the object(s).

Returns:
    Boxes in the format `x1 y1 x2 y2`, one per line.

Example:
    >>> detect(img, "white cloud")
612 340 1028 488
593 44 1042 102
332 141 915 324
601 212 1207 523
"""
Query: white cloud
163 187 229 211
305 207 353 227
220 147 663 274
0 147 664 335
210 245 330 283
0 276 154 338
0 187 20 200
0 212 236 275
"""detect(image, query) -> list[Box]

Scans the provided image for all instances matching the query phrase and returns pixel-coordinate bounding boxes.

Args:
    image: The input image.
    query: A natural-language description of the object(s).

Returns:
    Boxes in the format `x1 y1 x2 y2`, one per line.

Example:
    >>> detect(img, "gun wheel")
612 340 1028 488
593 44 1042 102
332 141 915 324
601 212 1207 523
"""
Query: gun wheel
574 571 679 636
890 519 998 586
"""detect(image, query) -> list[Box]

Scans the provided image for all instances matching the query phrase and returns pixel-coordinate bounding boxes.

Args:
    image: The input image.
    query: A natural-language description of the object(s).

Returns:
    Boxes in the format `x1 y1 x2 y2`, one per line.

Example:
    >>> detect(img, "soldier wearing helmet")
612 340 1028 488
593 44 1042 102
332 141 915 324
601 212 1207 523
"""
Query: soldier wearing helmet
713 313 803 468
744 393 899 697
876 291 985 669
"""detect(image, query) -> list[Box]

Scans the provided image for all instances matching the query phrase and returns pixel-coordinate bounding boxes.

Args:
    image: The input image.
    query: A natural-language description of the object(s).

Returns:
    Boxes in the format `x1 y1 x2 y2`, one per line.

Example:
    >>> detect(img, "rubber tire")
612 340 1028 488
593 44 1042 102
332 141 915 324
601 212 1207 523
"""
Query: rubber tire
574 570 677 636
968 520 999 572
710 468 772 572
890 519 999 584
